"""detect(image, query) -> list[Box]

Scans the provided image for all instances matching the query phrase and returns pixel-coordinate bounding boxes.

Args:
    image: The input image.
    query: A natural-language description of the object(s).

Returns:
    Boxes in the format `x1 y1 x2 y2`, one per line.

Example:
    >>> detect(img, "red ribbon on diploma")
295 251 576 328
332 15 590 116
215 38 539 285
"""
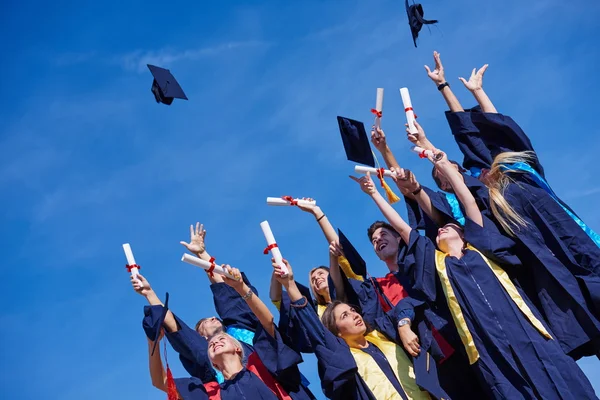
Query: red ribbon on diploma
377 168 387 188
404 107 418 119
281 196 298 206
126 263 141 273
207 257 216 277
264 243 278 254
419 150 428 159
370 108 382 118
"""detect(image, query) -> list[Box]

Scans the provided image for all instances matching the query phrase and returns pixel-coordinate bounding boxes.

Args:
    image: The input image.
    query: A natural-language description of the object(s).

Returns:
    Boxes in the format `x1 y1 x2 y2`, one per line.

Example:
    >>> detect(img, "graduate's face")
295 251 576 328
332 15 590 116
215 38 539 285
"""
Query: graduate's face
207 333 242 361
436 223 465 251
333 304 367 338
371 227 400 260
478 168 491 185
310 268 330 294
197 316 223 338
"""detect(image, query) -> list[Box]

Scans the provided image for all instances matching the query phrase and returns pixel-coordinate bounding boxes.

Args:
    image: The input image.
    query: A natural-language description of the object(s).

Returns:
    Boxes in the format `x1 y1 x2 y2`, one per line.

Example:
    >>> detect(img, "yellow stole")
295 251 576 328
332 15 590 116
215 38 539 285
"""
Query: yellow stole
349 331 431 400
338 255 364 282
434 245 552 365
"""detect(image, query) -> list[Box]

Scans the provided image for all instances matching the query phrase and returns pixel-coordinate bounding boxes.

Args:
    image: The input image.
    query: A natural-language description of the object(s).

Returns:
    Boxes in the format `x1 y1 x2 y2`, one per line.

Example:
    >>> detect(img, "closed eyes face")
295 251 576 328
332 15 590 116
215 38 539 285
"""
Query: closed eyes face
198 317 223 338
371 228 399 260
207 334 237 360
310 269 329 294
333 304 366 338
436 223 465 250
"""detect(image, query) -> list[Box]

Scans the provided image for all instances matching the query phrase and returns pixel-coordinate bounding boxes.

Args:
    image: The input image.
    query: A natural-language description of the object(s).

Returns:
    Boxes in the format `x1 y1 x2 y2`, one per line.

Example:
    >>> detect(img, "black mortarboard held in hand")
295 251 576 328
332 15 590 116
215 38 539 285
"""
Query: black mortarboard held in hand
405 0 438 47
142 292 170 356
147 65 188 105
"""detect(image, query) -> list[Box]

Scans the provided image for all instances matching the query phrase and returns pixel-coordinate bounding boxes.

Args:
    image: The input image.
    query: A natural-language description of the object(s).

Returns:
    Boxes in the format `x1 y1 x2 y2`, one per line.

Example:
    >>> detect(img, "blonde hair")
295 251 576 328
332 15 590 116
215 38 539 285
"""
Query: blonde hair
486 151 533 236
308 266 330 306
208 332 245 370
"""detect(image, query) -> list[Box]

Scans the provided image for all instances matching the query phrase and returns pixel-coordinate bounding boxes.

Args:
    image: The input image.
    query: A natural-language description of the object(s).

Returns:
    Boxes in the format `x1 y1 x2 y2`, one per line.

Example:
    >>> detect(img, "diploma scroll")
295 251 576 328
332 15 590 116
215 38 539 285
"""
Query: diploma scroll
400 88 418 134
260 221 289 276
266 197 316 207
123 243 140 278
411 146 442 160
373 88 384 131
354 165 394 177
180 254 239 280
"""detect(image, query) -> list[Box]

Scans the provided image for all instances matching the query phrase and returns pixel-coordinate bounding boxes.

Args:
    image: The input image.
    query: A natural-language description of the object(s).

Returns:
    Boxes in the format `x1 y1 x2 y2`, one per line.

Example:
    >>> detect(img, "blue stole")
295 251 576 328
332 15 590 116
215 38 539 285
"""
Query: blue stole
213 327 256 384
444 193 466 226
501 162 600 247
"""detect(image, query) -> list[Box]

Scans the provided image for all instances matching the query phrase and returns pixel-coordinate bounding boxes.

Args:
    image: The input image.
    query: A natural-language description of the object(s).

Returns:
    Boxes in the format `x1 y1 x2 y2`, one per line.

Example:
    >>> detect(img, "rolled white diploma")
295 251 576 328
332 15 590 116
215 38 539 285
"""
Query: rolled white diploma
180 254 238 280
354 165 394 177
411 146 441 160
266 197 316 207
122 243 139 278
400 88 418 134
374 88 384 130
260 221 289 276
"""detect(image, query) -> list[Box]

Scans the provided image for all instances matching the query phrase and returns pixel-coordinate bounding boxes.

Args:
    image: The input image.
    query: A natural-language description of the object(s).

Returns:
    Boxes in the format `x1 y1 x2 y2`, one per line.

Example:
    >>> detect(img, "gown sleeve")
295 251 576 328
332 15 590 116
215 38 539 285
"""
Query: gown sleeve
471 111 545 176
288 297 361 399
402 230 440 303
164 313 218 384
445 109 494 171
174 377 211 400
211 272 260 331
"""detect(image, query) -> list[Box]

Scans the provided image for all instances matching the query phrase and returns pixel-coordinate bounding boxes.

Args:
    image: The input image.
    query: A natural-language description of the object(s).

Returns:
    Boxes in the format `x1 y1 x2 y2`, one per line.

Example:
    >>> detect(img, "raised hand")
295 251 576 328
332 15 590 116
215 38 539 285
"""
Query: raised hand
459 64 489 92
329 240 344 257
370 125 387 152
272 258 294 286
405 120 428 147
295 198 318 214
132 274 153 297
390 167 420 193
398 320 421 357
222 265 244 291
424 51 446 86
349 172 377 196
180 222 206 255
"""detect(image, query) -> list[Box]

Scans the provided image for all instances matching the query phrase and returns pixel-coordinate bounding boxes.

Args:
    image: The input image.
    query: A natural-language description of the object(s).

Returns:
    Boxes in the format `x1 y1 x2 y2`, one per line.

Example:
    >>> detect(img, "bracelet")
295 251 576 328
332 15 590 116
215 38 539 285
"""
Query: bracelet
316 214 326 222
242 289 254 300
412 185 423 196
290 296 309 309
437 82 450 91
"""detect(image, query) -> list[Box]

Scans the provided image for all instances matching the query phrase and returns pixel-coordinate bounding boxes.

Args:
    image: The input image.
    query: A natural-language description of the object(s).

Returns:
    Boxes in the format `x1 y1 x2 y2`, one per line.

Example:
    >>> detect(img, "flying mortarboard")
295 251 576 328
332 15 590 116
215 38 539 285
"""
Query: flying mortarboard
337 116 400 203
405 0 438 48
147 65 188 105
337 116 376 167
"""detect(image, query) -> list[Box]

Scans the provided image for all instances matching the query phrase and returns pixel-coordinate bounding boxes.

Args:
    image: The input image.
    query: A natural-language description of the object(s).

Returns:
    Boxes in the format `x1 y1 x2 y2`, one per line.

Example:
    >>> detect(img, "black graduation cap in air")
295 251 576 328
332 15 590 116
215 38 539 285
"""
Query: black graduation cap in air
337 116 375 167
142 292 170 356
405 0 438 47
338 229 367 278
147 65 188 105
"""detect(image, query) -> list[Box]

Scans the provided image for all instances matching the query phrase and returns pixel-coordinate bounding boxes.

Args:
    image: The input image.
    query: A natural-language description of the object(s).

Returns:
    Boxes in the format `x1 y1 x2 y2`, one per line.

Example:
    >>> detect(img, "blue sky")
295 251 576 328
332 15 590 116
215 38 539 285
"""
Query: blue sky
1 0 599 398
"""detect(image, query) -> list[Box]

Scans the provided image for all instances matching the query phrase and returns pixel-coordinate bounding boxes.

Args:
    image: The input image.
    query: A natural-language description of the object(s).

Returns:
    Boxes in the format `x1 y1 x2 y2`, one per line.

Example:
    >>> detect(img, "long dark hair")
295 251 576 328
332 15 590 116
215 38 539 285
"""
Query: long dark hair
320 300 371 337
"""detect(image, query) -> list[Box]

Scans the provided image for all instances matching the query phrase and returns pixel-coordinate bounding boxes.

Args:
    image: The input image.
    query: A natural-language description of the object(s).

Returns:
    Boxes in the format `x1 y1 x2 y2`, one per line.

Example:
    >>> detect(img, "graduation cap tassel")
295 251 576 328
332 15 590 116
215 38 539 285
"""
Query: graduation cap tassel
371 150 400 204
377 169 401 204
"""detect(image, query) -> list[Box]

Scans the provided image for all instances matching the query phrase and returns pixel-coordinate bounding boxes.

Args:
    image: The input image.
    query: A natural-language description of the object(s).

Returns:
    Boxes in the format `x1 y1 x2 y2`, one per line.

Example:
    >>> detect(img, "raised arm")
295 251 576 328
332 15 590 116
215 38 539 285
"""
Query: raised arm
222 266 275 337
432 151 483 227
147 335 176 396
180 223 224 284
459 64 497 113
370 125 402 169
295 202 338 244
425 51 464 113
269 270 283 305
349 172 412 245
133 274 178 333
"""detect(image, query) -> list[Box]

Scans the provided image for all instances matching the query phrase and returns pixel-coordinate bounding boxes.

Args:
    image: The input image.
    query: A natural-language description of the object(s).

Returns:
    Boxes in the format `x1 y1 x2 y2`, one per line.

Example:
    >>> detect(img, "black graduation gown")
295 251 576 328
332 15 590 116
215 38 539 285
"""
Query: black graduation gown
287 296 444 400
402 230 598 400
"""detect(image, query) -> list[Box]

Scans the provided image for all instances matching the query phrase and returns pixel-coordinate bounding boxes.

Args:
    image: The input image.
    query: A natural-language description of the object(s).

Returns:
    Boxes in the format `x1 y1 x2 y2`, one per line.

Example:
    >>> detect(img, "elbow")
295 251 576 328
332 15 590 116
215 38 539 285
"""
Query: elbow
151 377 167 392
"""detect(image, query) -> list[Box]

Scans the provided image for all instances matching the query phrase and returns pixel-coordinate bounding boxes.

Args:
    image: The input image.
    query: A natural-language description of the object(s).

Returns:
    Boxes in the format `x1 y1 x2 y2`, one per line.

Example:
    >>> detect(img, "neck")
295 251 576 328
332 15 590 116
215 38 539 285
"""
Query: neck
322 290 332 304
384 254 399 273
445 241 464 259
345 334 369 349
217 355 244 380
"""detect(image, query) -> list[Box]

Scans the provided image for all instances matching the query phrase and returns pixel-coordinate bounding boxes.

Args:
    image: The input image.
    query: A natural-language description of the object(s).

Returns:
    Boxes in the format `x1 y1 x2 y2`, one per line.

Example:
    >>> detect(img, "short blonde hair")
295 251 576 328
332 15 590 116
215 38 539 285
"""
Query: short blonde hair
207 332 245 369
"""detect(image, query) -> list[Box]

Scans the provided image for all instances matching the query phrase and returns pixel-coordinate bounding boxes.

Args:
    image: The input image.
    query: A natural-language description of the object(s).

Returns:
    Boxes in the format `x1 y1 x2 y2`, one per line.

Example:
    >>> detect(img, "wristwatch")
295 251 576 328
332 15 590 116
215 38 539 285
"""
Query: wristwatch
398 318 411 328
